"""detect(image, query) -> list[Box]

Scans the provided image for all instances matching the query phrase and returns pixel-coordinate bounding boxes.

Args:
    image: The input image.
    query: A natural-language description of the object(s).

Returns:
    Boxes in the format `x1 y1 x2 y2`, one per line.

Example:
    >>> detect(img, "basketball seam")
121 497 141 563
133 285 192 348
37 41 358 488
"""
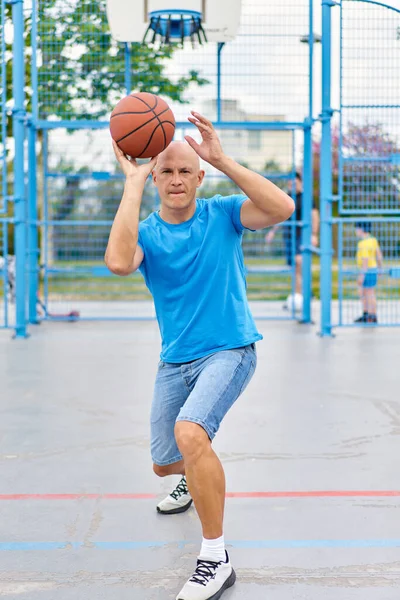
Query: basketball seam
160 121 167 151
111 111 158 118
134 95 171 152
115 106 170 144
137 122 165 158
160 120 174 150
133 94 158 112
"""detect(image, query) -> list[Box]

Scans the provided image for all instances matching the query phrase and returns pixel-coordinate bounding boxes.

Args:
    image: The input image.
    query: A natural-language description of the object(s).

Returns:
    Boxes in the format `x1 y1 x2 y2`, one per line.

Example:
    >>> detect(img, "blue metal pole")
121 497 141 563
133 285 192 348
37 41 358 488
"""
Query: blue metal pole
2 220 8 327
27 122 39 324
308 0 314 121
319 0 334 336
12 0 27 338
43 130 49 313
124 43 132 95
300 0 314 323
338 220 343 326
217 43 225 121
301 125 313 323
31 0 38 122
1 0 7 215
290 134 296 318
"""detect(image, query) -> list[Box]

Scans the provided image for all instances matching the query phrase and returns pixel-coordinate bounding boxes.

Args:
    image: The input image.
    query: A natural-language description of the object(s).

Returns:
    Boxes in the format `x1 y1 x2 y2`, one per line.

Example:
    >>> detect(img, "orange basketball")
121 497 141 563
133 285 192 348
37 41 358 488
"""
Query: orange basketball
109 92 176 159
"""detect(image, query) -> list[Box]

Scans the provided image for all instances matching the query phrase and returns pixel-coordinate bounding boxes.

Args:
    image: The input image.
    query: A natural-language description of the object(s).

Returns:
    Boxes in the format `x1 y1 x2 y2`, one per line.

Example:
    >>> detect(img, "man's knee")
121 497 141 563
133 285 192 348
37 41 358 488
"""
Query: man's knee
295 254 302 268
174 421 210 463
153 459 185 478
153 463 171 477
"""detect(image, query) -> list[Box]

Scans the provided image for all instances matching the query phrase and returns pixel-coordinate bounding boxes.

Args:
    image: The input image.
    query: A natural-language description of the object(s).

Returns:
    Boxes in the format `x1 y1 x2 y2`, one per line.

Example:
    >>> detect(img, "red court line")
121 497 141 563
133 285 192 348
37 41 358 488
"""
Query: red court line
0 491 400 501
226 491 400 498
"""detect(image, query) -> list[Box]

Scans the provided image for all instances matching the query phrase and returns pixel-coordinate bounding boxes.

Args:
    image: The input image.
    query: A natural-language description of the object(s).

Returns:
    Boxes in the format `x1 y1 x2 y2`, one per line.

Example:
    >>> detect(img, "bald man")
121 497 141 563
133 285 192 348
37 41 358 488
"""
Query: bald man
105 112 294 600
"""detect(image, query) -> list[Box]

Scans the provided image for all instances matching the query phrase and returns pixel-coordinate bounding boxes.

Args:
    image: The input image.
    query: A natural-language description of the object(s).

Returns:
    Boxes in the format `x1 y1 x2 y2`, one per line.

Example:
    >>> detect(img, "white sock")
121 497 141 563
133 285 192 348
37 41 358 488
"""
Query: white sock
199 534 226 562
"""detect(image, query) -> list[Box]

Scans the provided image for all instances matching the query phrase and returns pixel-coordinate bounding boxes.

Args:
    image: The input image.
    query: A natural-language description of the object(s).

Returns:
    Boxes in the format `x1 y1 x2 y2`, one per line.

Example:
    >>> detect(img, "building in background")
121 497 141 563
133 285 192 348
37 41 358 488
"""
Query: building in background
201 99 293 172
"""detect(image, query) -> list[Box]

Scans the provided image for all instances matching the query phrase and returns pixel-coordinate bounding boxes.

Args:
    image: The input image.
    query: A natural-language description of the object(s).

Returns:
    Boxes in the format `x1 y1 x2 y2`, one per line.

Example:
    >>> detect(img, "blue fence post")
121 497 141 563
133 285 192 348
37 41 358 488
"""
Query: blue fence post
27 121 39 324
0 0 7 216
301 123 313 323
319 0 335 336
217 43 225 122
300 0 315 324
124 42 132 95
11 0 27 338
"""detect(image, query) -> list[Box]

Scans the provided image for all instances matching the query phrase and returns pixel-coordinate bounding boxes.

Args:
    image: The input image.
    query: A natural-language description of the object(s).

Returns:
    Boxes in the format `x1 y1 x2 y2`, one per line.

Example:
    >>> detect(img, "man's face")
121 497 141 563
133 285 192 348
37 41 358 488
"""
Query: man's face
153 143 205 211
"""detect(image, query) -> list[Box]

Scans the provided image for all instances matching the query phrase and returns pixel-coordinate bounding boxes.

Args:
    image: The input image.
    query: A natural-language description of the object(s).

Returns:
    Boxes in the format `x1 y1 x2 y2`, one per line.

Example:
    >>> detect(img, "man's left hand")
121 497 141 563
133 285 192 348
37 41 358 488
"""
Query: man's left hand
185 112 225 168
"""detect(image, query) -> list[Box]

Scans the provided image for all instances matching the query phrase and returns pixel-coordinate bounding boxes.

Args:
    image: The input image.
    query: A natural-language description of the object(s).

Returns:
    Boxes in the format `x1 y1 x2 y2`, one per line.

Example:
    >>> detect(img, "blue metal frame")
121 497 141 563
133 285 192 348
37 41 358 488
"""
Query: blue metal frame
31 0 38 122
1 219 9 327
337 220 343 326
216 43 224 122
43 130 49 314
290 137 296 319
300 0 315 324
334 0 400 330
124 43 132 95
0 0 6 215
16 0 318 328
319 0 336 336
27 121 39 324
12 0 27 338
301 125 313 323
35 119 306 131
348 0 400 10
338 0 400 215
28 0 40 326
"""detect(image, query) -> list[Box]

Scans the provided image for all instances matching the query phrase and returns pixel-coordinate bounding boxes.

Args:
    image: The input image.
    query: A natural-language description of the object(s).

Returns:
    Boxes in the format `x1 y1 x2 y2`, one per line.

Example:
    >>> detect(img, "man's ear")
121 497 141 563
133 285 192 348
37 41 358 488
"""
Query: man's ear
152 170 157 184
197 170 205 188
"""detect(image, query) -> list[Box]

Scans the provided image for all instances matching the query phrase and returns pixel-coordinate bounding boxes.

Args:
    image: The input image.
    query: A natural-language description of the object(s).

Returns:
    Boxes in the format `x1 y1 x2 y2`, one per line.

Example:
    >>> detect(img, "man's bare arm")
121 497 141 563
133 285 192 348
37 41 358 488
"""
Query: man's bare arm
185 112 294 230
105 142 156 276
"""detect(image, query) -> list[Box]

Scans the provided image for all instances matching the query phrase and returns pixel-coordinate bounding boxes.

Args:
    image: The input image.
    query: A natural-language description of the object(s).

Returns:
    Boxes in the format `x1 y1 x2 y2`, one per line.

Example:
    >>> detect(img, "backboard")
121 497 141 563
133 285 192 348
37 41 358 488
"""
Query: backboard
106 0 242 43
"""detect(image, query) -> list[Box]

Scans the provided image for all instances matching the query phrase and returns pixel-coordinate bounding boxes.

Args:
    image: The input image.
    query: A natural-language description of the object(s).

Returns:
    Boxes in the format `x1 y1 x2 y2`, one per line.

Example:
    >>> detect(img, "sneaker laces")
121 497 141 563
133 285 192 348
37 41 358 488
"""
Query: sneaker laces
170 477 189 500
189 558 222 586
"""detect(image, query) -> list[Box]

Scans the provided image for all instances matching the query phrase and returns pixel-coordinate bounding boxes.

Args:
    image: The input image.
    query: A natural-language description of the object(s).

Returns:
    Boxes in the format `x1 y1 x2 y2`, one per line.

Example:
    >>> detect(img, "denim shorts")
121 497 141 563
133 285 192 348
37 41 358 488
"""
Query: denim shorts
150 344 257 466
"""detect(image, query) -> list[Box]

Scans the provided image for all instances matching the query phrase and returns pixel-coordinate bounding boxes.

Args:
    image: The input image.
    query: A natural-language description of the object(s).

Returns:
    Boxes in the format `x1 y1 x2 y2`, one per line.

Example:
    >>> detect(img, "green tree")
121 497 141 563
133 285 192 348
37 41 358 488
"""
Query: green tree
2 0 208 262
4 0 207 126
312 122 400 211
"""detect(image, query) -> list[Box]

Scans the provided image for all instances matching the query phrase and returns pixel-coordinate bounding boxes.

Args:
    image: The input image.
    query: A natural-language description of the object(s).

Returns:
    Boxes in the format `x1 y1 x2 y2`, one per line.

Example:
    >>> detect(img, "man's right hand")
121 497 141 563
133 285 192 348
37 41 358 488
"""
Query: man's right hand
112 140 158 181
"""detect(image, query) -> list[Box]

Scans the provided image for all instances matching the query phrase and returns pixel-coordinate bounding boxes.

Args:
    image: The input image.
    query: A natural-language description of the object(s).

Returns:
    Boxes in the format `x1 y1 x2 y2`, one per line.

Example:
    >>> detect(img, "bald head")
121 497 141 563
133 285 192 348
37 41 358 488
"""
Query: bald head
152 141 205 213
155 141 200 171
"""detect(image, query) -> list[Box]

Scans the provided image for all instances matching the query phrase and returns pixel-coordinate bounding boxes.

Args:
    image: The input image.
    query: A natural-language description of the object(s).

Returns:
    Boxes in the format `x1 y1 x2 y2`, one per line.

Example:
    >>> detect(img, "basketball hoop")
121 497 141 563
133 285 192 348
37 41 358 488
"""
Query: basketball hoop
107 0 241 44
143 9 207 45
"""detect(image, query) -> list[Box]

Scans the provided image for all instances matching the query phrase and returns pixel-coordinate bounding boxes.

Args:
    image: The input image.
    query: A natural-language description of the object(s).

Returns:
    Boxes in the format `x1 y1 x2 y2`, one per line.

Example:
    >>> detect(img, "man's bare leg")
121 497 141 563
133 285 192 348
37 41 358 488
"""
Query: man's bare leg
173 421 235 600
174 421 225 539
153 460 192 515
153 460 185 478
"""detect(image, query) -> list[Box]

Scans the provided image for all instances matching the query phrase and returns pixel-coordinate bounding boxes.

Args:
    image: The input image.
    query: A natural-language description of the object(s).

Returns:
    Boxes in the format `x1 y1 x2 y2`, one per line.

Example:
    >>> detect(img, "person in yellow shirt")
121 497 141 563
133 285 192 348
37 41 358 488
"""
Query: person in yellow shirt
355 222 383 324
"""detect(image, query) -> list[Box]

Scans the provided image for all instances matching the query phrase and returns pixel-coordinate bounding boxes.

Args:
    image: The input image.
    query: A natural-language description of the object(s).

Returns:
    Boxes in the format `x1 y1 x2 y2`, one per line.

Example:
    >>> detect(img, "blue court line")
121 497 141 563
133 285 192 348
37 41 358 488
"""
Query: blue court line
2 539 400 551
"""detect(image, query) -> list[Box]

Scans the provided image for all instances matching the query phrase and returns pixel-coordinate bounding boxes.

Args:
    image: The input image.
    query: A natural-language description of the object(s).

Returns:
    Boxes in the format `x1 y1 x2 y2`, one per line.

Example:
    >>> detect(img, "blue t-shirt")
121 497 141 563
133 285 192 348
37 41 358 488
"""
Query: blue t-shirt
138 194 263 363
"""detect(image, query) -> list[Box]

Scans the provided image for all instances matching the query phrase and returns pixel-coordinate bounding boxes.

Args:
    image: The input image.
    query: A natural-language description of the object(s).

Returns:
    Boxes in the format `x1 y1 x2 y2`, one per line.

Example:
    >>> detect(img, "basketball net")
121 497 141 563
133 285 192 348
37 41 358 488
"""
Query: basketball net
143 10 207 45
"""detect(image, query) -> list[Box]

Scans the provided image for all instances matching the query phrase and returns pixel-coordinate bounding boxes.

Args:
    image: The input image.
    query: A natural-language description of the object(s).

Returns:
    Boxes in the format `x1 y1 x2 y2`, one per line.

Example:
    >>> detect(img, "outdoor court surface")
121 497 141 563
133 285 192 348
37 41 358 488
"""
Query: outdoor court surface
1 315 400 599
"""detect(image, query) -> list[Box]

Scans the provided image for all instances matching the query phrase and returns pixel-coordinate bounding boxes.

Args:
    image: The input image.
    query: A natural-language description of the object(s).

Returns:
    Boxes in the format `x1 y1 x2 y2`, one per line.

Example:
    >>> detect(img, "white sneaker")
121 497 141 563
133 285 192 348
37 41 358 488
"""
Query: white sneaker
176 551 236 600
157 476 193 515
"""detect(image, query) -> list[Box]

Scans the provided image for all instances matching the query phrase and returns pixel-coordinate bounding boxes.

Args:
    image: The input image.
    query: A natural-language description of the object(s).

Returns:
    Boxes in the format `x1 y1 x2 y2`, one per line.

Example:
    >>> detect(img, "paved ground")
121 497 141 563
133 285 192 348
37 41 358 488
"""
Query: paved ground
1 319 400 599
